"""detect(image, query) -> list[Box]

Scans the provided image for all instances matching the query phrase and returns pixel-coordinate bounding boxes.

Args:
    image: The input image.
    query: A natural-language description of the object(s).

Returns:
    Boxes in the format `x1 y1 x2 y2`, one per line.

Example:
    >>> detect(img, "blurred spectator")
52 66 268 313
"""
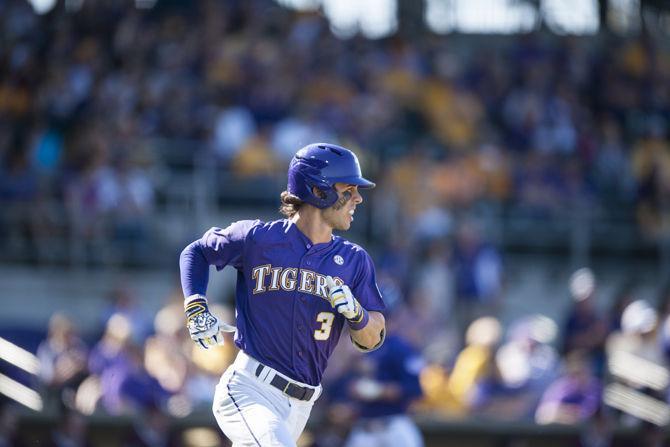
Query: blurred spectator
328 321 425 447
592 118 635 208
271 107 337 162
101 342 170 415
100 286 153 344
446 316 503 415
376 233 413 287
0 149 39 256
109 151 156 263
388 296 453 368
561 268 608 375
512 152 568 218
412 206 454 243
489 314 560 420
0 150 38 202
210 104 257 163
123 403 179 447
64 137 117 264
452 221 503 328
414 238 453 323
29 123 64 174
230 128 281 177
607 299 663 365
631 120 670 241
416 362 453 420
86 313 169 415
535 350 602 425
88 313 134 377
143 299 190 397
37 313 89 409
407 240 460 365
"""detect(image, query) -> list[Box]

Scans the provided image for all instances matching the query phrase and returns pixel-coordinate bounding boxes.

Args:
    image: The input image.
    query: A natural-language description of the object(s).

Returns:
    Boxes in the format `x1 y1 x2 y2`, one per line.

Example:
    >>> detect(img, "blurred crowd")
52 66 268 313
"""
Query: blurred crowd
2 0 670 445
2 285 237 446
1 0 670 265
0 265 669 446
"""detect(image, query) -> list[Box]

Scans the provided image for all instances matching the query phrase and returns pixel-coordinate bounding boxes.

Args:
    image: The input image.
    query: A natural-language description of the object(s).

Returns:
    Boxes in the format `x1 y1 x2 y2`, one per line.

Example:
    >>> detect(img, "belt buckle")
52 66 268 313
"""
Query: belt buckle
283 381 306 400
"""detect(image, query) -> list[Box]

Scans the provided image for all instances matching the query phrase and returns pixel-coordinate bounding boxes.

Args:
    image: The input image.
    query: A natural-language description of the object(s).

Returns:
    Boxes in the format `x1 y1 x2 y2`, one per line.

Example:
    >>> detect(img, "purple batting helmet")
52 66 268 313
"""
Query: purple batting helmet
287 143 375 209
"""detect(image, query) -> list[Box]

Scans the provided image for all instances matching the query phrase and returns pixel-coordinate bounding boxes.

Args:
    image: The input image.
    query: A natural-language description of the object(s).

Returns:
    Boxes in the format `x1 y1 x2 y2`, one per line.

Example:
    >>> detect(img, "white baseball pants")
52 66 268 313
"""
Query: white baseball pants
213 351 322 447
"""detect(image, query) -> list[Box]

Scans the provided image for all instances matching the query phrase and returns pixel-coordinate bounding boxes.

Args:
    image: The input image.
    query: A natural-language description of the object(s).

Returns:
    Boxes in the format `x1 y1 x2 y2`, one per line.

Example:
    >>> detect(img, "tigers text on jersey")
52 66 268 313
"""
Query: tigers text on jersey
180 219 385 386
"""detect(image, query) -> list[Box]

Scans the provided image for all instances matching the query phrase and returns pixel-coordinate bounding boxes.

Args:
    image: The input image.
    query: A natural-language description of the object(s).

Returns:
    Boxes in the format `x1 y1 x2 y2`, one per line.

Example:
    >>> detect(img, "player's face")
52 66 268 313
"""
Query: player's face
322 183 363 231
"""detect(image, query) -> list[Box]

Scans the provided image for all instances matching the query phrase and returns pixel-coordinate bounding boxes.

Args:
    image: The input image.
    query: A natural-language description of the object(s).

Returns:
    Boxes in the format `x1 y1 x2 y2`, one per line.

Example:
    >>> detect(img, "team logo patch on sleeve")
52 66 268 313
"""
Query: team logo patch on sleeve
334 255 344 265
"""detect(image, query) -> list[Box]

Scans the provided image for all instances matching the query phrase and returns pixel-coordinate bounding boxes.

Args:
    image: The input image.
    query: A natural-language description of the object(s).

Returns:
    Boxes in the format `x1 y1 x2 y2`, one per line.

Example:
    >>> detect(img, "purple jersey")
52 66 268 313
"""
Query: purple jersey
180 219 385 386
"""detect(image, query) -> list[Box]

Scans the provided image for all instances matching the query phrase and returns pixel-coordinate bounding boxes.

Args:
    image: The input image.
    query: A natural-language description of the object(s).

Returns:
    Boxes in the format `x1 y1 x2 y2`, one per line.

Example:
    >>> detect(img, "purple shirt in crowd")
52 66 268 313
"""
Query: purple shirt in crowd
538 376 602 420
180 219 385 386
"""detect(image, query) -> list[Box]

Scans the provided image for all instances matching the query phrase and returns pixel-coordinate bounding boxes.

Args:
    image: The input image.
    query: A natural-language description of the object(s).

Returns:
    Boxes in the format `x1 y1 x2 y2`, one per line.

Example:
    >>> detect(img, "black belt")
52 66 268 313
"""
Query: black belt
255 364 315 401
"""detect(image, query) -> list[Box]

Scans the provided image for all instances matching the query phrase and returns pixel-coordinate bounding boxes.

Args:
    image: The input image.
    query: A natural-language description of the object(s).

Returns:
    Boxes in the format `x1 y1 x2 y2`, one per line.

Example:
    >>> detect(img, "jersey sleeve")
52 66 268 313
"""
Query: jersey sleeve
351 250 386 313
179 220 259 297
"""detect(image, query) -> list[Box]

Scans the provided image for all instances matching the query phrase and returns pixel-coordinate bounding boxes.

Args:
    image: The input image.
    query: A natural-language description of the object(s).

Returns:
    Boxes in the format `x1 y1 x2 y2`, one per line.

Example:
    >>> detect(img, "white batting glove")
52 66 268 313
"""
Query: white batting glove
184 295 235 349
325 276 362 320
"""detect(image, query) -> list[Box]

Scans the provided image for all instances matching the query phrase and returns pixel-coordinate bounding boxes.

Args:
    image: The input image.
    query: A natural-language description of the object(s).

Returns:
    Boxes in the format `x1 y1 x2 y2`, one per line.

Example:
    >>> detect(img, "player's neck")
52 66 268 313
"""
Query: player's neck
290 209 333 245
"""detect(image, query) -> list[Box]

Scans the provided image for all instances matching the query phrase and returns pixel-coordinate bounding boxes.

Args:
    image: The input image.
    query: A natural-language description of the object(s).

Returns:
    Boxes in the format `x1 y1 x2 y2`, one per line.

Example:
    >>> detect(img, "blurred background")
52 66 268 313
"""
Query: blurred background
2 0 670 445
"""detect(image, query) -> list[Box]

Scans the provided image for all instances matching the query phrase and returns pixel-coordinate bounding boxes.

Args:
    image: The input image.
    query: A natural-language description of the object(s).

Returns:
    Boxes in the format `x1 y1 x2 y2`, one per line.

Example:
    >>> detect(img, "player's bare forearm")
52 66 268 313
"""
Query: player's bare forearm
350 311 385 350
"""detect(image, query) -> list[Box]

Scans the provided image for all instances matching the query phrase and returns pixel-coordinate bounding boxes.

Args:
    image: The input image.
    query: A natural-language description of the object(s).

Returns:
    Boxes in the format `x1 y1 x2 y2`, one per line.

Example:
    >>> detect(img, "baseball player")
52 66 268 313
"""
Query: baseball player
179 143 386 446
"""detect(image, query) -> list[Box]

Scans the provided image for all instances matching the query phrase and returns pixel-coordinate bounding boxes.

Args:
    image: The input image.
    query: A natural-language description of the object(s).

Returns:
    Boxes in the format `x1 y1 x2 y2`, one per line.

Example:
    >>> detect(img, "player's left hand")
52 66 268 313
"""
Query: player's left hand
325 276 361 320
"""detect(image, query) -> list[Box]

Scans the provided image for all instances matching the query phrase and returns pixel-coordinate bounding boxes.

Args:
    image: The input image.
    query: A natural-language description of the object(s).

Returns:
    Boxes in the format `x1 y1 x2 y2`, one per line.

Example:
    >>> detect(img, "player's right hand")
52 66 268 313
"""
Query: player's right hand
325 276 362 320
184 295 226 349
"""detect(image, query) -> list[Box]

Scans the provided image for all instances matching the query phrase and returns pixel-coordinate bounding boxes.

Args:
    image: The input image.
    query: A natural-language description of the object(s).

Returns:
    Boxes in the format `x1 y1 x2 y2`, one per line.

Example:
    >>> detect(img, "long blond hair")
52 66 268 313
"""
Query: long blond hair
279 191 304 218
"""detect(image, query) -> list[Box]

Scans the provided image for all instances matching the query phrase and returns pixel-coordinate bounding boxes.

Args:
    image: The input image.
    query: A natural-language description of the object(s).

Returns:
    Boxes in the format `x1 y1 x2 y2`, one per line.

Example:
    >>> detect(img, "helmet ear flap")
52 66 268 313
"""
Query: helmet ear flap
309 184 338 208
312 187 327 200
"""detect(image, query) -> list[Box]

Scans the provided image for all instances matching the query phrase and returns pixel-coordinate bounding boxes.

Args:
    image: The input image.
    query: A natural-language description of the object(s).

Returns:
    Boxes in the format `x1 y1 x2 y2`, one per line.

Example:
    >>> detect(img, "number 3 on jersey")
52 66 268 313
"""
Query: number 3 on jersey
314 312 335 340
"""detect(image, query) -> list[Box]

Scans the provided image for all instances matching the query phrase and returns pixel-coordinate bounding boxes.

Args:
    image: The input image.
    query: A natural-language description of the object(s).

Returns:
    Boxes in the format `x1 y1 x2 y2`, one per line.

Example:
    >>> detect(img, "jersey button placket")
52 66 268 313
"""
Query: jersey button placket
300 248 312 302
